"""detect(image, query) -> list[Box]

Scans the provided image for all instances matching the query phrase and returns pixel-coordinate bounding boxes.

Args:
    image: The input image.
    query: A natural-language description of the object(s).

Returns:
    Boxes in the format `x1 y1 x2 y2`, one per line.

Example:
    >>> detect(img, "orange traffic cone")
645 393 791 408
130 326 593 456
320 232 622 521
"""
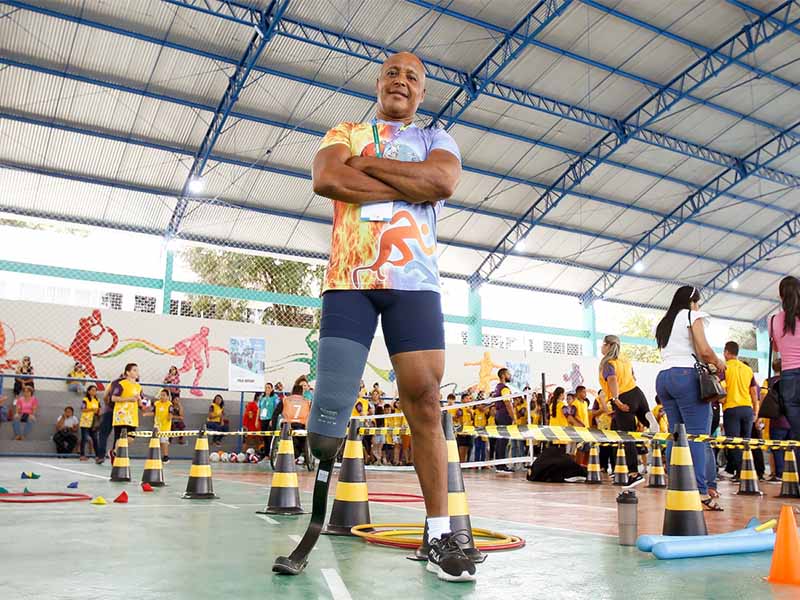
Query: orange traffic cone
767 505 800 585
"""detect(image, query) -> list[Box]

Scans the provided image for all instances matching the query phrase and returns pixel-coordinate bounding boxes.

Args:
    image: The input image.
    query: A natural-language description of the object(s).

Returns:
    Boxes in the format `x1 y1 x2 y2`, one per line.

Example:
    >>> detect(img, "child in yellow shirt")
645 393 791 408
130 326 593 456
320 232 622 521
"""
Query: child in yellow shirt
79 385 100 461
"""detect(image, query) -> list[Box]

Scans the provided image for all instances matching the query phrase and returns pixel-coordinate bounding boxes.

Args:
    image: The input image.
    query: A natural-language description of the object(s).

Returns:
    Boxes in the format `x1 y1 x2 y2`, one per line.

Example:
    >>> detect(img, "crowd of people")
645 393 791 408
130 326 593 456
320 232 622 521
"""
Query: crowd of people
1 277 799 494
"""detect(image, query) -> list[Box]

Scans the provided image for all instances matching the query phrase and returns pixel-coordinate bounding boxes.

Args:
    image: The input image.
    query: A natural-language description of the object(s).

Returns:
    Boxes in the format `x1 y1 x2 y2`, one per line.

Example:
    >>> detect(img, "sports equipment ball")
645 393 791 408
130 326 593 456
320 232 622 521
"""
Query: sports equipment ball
220 453 230 463
237 453 246 462
248 454 259 464
209 452 220 462
229 453 238 463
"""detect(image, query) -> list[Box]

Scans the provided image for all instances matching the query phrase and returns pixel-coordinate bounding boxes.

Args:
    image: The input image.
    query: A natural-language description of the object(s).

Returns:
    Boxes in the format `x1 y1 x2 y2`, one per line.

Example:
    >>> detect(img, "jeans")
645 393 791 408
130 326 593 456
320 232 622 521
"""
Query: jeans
511 439 525 458
67 383 85 395
782 368 800 465
80 427 99 457
723 405 754 475
206 421 227 444
12 418 33 438
0 405 8 422
771 427 792 476
656 367 711 495
474 437 486 462
494 438 508 461
96 412 113 458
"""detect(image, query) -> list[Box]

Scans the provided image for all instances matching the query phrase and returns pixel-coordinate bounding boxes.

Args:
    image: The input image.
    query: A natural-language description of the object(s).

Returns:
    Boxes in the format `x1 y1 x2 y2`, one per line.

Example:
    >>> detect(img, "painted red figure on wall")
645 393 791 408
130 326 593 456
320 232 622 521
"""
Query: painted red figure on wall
68 309 116 390
174 326 210 396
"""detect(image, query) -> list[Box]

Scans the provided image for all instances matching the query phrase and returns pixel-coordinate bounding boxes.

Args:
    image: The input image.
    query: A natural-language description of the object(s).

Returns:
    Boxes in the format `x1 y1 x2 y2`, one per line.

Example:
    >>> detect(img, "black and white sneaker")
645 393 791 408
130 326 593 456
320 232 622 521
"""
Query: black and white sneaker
426 531 477 582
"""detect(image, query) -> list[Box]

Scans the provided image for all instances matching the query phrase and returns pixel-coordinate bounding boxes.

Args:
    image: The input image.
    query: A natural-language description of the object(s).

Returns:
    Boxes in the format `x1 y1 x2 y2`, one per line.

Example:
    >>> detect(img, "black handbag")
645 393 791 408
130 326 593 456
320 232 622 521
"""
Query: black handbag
758 316 783 419
688 310 726 403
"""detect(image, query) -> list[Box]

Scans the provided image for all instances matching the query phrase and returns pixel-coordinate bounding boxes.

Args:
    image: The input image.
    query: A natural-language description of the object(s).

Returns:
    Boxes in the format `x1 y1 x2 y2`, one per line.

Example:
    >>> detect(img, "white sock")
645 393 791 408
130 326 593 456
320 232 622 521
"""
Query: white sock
427 516 451 542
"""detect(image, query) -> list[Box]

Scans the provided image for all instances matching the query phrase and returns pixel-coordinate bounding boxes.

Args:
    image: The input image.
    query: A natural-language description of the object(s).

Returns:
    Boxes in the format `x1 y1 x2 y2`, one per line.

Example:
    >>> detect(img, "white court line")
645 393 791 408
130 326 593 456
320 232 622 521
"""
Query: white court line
321 569 352 600
216 502 241 509
30 461 109 480
257 514 278 524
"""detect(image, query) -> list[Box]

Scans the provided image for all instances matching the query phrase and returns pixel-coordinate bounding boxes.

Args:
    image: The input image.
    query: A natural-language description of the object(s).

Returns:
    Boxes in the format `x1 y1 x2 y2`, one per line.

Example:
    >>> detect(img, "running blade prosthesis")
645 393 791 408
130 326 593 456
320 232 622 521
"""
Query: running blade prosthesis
272 458 335 575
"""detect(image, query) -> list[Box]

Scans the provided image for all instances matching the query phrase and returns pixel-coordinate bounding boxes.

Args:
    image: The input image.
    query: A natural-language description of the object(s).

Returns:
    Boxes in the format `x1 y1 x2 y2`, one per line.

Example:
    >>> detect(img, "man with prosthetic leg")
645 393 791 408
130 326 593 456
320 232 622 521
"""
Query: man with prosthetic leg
272 52 475 582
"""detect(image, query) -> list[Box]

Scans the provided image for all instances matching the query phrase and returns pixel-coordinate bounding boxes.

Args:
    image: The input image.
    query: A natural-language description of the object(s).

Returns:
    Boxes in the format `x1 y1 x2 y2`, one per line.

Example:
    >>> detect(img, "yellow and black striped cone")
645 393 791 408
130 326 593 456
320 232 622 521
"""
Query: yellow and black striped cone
662 424 707 536
141 428 165 487
259 422 304 515
647 442 666 488
109 428 131 482
324 420 370 535
779 450 800 498
737 448 762 496
613 443 628 486
586 444 602 484
182 429 217 499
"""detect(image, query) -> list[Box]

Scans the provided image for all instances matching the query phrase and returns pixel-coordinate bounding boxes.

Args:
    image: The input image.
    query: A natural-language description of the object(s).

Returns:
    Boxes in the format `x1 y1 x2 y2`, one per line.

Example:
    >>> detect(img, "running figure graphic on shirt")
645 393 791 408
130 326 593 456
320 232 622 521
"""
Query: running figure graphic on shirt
351 210 435 288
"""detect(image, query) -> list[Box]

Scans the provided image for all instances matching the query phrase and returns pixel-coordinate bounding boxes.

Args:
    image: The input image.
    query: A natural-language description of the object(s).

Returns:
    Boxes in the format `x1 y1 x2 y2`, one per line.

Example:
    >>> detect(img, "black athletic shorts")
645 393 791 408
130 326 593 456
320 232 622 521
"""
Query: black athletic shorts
320 290 445 356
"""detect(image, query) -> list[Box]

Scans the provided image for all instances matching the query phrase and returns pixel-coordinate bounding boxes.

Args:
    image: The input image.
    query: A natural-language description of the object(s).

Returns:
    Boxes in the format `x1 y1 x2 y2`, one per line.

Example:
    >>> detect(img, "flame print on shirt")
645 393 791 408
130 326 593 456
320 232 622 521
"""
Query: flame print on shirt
320 121 445 293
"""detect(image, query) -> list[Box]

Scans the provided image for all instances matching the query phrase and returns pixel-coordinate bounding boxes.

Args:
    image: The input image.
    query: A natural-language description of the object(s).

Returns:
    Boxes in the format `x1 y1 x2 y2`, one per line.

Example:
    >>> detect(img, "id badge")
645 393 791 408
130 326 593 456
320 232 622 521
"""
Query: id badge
360 202 394 222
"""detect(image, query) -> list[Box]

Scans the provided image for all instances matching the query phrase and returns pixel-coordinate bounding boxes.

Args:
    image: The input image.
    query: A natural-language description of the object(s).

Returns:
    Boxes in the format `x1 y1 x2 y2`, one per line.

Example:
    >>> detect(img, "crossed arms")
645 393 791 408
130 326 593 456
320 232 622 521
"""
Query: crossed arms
312 144 461 205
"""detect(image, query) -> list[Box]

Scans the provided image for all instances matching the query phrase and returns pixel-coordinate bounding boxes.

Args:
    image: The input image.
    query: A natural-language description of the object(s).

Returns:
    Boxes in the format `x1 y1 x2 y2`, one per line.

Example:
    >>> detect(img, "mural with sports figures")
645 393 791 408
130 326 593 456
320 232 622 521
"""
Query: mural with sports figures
0 298 668 403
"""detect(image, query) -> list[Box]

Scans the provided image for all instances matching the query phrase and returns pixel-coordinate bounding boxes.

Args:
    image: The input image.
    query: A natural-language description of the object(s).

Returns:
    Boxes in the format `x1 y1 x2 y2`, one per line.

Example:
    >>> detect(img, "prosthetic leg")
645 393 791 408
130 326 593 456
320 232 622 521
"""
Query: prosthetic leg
273 336 368 575
272 433 343 574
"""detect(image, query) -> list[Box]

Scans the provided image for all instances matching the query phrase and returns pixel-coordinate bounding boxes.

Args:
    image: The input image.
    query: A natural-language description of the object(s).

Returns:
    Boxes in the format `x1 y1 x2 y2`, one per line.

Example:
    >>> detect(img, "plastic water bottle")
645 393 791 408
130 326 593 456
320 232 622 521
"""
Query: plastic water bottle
616 489 638 546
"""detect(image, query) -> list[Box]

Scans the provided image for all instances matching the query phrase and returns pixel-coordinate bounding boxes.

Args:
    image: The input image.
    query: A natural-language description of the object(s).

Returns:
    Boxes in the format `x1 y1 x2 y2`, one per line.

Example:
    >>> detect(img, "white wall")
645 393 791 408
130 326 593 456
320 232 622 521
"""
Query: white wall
0 298 667 405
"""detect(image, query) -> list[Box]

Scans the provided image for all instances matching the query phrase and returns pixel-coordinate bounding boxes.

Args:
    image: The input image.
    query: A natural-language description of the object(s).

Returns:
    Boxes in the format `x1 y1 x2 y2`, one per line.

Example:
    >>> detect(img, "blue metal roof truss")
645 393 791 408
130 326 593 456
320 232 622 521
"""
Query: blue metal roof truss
164 0 290 238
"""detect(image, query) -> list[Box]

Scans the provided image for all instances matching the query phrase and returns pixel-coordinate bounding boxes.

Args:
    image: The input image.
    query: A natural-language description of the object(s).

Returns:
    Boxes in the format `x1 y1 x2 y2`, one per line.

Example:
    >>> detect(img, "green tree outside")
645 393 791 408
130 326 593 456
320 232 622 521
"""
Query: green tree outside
182 247 324 328
619 312 660 364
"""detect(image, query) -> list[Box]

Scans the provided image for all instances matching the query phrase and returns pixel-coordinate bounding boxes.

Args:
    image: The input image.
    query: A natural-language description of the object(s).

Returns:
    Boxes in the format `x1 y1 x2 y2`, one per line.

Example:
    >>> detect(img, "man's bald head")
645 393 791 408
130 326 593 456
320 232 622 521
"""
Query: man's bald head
375 52 426 124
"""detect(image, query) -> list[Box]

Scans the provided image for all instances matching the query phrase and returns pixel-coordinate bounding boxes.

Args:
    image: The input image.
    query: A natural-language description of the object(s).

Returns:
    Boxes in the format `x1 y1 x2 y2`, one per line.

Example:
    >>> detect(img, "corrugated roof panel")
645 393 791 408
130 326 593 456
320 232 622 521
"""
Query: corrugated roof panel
759 250 800 276
545 194 653 241
641 249 721 283
437 243 486 276
543 1 700 86
460 93 605 152
704 291 775 322
577 164 688 210
500 45 649 121
282 219 333 257
492 257 599 294
441 0 545 30
661 221 751 263
611 139 723 187
235 72 377 133
617 0 748 50
0 165 176 231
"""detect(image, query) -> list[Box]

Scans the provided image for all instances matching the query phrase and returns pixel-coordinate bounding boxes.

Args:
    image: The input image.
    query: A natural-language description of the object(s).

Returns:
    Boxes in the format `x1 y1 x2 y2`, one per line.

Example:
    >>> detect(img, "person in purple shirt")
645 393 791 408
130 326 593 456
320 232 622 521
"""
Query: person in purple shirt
490 368 515 472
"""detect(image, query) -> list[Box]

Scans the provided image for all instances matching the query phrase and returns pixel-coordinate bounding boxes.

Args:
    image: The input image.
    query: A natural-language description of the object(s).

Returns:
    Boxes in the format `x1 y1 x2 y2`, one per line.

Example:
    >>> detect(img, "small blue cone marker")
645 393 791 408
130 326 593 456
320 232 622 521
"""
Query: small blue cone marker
67 482 79 489
21 472 30 480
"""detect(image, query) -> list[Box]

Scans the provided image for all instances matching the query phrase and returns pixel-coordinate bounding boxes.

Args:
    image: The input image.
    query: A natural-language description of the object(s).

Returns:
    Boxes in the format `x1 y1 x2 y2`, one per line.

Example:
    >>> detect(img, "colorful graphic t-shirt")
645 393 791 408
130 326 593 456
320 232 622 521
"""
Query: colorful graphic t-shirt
111 379 141 428
318 120 461 293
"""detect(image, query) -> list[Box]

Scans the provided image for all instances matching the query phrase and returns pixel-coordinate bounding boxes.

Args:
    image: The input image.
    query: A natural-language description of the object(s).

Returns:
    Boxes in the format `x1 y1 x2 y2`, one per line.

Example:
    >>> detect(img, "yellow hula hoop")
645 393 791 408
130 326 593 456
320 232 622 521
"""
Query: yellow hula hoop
350 523 524 551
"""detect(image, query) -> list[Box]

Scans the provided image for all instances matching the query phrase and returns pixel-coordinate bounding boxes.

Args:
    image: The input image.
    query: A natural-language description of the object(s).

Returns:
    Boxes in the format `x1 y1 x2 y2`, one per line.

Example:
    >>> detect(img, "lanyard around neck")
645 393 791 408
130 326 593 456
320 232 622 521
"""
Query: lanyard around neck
371 119 410 158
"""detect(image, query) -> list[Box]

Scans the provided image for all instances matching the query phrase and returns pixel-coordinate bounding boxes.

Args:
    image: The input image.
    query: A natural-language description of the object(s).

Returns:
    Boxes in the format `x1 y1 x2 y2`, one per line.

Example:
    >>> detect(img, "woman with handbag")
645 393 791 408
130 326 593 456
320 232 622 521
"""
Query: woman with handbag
769 276 800 462
655 286 726 511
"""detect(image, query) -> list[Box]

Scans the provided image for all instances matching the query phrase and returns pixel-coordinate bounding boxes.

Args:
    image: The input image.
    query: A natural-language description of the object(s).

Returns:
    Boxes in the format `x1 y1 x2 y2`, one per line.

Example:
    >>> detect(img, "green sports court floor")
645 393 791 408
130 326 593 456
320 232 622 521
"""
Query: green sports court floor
0 458 797 600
